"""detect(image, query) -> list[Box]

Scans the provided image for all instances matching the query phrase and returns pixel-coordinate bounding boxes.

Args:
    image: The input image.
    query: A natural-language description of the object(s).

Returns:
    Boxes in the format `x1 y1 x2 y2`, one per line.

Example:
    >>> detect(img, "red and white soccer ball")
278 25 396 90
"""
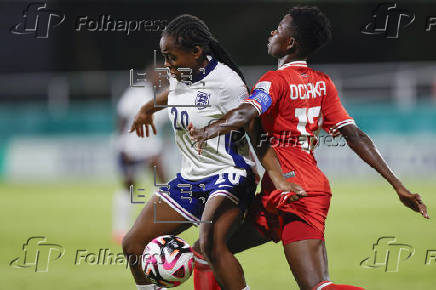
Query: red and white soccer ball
142 235 194 288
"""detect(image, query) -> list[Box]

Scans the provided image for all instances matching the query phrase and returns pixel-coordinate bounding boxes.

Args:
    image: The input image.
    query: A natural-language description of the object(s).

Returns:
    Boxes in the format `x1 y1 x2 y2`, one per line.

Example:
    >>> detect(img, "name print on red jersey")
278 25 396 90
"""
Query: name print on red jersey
290 81 326 100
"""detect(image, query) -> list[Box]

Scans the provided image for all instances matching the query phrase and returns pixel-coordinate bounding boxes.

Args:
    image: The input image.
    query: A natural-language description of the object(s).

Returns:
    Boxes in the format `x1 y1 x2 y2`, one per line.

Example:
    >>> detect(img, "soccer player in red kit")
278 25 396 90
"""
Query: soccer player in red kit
189 6 429 290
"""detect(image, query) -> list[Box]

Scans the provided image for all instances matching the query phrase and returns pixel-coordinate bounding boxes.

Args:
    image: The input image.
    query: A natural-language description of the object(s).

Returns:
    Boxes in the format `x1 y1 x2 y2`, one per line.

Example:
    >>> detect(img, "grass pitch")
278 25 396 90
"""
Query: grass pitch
1 178 435 290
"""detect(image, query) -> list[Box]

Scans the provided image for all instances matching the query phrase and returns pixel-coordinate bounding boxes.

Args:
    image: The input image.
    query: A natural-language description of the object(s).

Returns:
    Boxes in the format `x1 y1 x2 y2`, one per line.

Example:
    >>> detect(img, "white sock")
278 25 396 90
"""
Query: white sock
242 286 250 290
136 285 167 290
136 285 154 290
112 189 132 233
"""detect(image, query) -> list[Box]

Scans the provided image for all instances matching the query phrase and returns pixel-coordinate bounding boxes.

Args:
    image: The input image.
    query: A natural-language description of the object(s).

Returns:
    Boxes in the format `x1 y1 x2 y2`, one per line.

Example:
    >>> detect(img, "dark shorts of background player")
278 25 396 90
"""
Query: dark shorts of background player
155 170 256 225
117 151 152 177
249 194 325 245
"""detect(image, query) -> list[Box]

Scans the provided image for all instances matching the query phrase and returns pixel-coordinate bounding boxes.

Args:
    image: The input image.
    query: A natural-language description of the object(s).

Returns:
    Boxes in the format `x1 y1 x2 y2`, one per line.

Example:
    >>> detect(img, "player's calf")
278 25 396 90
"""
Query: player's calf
122 231 153 284
199 196 247 290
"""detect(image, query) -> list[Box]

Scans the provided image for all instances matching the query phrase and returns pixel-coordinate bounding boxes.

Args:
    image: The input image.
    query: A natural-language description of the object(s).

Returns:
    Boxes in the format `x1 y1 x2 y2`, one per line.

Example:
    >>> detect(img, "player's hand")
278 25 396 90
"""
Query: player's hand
276 182 307 205
396 187 429 219
129 105 157 138
187 123 208 155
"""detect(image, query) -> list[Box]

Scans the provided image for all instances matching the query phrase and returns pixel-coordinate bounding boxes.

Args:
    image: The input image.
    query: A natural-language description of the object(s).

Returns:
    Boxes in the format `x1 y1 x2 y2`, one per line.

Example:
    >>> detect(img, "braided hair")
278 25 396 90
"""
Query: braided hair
163 14 248 90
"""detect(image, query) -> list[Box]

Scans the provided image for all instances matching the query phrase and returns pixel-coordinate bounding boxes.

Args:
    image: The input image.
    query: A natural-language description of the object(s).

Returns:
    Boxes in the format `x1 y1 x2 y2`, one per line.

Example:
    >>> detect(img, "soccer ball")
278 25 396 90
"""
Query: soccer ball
142 235 194 288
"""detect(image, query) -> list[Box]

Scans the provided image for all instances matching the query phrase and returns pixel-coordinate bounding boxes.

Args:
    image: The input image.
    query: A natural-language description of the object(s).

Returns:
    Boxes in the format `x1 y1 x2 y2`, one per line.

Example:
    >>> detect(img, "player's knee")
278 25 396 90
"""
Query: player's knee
122 231 148 256
202 243 223 265
199 227 215 262
192 240 202 254
199 231 210 258
121 233 135 256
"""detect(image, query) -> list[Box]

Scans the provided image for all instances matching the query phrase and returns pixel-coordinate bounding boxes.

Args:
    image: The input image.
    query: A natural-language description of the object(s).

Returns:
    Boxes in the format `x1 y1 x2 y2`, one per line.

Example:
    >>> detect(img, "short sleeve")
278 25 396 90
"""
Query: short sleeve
322 77 355 135
242 71 285 115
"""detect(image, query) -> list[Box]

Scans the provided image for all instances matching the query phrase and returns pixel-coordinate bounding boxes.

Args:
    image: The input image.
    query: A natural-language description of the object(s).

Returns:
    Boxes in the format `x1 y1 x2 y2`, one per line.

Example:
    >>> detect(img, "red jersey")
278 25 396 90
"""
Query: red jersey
242 60 355 235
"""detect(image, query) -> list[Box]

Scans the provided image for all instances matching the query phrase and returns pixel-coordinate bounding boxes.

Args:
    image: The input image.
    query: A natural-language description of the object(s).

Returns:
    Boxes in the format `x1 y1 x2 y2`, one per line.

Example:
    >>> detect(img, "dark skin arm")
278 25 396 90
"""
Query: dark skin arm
129 88 169 138
191 103 258 143
339 124 429 219
244 117 306 200
189 103 307 202
190 102 429 219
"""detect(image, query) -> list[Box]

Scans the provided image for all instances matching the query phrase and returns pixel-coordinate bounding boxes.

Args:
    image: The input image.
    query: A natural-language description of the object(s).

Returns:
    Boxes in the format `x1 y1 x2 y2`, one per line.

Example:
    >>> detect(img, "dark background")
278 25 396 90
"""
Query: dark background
1 0 436 73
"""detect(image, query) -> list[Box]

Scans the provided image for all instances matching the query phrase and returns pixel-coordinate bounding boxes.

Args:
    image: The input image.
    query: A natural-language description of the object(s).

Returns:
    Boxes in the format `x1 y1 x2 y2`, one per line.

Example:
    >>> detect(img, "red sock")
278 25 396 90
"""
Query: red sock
192 250 221 290
313 281 365 290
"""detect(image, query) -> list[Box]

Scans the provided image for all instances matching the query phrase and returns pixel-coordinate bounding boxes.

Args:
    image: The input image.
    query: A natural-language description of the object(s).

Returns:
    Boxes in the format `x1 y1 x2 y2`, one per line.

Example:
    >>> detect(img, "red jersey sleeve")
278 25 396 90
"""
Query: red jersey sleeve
321 77 355 135
242 71 286 115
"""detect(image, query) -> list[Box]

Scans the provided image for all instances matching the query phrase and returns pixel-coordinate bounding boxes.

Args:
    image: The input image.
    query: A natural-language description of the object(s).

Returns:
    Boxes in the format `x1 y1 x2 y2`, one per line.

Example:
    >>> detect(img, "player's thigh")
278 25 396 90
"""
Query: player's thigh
283 239 329 290
123 194 192 254
227 218 271 254
193 214 271 255
199 195 242 255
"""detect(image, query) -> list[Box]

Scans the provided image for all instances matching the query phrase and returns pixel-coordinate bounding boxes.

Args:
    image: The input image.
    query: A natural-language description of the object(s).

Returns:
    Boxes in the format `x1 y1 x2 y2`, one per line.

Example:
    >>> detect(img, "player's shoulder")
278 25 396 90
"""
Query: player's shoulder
252 70 288 96
213 61 244 86
212 61 247 95
260 69 287 80
307 67 333 83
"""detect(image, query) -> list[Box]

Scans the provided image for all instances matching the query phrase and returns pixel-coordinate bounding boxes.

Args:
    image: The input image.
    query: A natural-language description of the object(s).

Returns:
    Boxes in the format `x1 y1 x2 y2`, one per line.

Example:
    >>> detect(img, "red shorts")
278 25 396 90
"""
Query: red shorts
281 213 324 245
250 149 332 244
248 192 328 245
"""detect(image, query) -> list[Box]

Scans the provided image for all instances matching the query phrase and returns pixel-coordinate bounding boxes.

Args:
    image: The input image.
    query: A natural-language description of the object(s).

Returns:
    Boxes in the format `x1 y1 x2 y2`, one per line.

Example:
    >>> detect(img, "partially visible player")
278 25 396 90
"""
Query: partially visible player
189 6 429 290
124 14 302 290
113 66 168 244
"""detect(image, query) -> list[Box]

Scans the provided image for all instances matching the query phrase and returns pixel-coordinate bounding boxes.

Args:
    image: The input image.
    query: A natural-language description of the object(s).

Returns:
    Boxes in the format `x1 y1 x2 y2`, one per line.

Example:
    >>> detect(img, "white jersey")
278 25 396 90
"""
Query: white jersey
167 58 255 180
117 83 167 159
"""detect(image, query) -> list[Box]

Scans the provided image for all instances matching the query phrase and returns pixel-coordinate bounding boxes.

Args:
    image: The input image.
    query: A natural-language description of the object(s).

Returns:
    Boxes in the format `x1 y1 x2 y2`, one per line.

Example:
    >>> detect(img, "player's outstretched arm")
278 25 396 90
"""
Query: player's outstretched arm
189 103 259 149
189 104 307 202
246 117 307 202
129 88 169 138
339 124 429 219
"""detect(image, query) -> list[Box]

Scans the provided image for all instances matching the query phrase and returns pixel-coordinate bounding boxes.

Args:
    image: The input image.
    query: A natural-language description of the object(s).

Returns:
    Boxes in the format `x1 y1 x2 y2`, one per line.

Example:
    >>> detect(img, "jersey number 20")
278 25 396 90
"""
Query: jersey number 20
171 107 189 130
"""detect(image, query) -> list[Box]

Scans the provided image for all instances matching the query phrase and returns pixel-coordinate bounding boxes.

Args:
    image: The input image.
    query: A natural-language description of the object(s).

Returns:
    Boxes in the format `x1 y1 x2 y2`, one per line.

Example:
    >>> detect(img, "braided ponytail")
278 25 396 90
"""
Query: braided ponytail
208 39 248 91
164 14 248 92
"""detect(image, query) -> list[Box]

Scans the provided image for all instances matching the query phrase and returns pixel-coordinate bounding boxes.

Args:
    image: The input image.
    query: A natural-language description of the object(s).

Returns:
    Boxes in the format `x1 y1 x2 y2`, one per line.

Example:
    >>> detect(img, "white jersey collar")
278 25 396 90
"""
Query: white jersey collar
278 60 308 70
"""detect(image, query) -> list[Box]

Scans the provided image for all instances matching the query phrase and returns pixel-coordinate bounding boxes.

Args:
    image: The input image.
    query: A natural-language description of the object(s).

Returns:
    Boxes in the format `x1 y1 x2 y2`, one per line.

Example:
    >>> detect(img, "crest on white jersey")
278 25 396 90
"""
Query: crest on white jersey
195 91 210 110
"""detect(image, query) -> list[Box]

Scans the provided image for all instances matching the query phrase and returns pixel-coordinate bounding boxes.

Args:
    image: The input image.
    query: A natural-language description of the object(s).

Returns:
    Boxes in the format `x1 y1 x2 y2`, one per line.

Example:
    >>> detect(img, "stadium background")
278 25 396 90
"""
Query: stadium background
1 0 435 289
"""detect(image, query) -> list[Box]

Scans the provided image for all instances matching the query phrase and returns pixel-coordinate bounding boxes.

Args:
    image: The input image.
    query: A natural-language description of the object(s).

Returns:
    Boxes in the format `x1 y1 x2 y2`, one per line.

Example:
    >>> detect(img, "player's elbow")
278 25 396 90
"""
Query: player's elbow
231 107 256 128
344 127 370 149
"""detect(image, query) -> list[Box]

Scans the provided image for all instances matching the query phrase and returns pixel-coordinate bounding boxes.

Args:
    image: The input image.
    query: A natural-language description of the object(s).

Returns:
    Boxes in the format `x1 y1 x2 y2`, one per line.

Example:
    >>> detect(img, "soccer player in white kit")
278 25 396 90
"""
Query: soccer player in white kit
113 66 168 244
124 14 303 290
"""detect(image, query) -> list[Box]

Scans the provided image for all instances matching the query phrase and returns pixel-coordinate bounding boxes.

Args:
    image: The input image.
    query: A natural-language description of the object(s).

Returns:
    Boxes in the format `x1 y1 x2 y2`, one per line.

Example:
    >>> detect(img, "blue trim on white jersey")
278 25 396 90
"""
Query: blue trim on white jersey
192 57 218 83
225 133 250 172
